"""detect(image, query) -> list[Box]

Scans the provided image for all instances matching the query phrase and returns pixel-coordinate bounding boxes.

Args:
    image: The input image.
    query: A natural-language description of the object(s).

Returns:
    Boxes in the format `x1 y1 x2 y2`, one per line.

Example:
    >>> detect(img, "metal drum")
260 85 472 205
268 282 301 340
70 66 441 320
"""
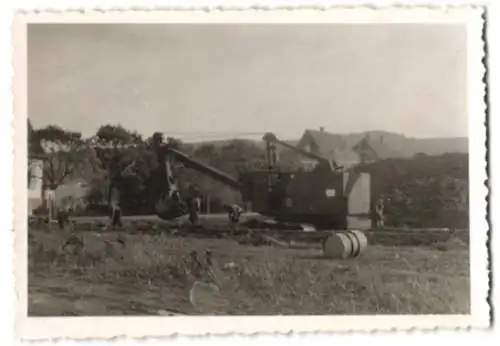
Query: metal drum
322 230 368 259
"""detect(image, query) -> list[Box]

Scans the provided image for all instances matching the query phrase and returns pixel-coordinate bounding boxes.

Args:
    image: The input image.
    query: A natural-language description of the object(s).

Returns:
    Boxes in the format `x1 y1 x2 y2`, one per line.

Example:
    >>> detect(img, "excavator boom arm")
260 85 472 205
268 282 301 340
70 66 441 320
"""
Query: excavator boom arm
163 147 242 191
274 138 331 164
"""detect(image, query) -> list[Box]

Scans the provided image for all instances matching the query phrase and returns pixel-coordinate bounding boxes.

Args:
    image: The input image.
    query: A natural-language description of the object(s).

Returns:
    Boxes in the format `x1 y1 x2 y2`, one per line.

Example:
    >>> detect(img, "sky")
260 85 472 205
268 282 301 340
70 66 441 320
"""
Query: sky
28 23 467 141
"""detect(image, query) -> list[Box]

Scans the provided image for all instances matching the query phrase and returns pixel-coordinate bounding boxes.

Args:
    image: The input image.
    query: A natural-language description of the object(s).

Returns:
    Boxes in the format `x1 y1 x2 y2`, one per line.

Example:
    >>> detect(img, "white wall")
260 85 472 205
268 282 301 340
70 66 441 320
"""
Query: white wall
28 158 44 214
28 159 43 199
54 181 89 210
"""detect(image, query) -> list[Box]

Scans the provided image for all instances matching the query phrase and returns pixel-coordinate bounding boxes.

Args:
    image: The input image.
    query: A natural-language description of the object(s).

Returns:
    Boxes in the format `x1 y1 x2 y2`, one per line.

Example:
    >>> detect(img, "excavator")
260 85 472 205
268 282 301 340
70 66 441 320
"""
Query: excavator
154 132 372 231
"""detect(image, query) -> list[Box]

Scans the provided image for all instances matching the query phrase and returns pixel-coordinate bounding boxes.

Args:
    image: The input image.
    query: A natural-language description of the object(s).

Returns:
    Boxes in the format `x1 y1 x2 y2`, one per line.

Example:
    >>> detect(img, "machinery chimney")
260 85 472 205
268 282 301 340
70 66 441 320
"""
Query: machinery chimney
320 126 325 132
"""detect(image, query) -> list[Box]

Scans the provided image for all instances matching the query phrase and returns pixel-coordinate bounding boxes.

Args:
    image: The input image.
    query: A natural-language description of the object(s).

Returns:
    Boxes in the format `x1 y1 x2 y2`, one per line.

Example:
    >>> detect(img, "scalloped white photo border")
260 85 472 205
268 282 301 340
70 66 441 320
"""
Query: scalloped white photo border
11 6 489 340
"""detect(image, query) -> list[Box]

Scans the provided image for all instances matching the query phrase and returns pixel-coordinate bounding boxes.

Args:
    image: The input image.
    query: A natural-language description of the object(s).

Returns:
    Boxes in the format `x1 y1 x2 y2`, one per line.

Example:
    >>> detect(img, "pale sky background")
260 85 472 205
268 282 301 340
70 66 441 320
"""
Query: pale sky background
28 24 467 141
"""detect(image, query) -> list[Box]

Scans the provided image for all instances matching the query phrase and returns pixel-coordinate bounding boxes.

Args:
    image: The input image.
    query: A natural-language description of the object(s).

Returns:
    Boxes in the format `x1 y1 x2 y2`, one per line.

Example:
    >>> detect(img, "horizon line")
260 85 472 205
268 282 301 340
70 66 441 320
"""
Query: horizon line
29 121 468 143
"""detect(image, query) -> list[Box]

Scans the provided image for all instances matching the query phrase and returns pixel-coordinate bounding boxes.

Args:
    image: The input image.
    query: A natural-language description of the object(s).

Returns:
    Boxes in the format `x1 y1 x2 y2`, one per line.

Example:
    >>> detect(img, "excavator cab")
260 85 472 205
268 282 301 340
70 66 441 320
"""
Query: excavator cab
257 133 371 229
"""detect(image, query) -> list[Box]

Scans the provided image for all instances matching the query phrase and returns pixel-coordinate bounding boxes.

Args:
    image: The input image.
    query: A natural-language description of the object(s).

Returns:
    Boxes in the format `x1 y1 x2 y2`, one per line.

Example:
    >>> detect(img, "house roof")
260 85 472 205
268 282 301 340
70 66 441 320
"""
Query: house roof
299 129 404 165
301 129 347 153
353 134 404 160
352 136 380 159
28 119 46 158
299 129 359 166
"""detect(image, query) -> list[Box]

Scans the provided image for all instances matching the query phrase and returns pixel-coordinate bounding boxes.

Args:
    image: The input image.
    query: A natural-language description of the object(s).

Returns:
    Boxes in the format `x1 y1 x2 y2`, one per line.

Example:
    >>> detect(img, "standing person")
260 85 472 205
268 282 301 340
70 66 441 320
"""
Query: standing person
223 204 243 236
374 198 385 228
109 185 122 231
111 203 123 230
57 207 68 230
188 196 201 227
186 184 201 227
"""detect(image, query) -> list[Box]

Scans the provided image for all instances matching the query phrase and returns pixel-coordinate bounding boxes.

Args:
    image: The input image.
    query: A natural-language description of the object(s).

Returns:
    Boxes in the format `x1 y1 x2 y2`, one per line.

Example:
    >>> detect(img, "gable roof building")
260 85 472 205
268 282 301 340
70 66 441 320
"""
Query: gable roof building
352 133 406 161
293 128 404 169
296 128 360 168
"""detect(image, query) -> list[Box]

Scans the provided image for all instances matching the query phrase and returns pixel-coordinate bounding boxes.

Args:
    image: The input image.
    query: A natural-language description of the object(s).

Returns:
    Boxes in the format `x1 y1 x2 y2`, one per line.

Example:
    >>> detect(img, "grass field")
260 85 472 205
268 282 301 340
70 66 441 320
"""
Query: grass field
28 219 470 316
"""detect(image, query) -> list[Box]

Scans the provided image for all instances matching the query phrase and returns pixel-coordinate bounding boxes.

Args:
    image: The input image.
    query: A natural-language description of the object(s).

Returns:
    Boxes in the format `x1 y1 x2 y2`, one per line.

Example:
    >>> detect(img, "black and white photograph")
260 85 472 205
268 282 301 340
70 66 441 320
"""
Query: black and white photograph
13 7 489 339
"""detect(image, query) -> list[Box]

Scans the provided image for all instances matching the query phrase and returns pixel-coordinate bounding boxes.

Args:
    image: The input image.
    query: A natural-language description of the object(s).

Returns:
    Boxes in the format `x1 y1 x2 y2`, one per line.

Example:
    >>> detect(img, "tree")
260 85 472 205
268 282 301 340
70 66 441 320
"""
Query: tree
35 125 92 190
92 124 142 146
89 124 144 207
166 136 183 150
146 131 164 149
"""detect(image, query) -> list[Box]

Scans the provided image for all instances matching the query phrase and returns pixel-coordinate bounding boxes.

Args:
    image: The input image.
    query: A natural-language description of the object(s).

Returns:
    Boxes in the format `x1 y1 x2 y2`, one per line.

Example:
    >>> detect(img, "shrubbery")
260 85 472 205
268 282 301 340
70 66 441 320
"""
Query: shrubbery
359 153 469 228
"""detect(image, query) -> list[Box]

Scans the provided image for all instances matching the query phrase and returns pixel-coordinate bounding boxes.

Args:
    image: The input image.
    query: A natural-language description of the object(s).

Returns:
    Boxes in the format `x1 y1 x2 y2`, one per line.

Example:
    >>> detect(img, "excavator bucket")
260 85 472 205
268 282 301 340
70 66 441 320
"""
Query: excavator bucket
155 196 188 220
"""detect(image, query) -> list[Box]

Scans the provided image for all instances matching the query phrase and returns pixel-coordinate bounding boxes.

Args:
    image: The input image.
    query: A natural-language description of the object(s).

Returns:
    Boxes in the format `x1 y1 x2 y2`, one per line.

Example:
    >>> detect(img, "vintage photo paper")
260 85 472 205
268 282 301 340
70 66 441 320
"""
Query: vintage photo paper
13 7 489 340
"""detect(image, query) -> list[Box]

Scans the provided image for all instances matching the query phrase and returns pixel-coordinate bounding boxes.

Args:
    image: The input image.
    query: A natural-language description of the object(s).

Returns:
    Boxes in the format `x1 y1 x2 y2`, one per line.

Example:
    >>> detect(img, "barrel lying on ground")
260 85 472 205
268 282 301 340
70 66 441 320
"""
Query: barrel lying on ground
322 230 368 259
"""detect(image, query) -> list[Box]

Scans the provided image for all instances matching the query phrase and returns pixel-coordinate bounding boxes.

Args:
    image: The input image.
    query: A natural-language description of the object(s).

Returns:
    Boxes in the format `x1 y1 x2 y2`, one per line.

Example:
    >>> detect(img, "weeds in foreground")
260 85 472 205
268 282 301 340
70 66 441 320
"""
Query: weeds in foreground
28 228 470 316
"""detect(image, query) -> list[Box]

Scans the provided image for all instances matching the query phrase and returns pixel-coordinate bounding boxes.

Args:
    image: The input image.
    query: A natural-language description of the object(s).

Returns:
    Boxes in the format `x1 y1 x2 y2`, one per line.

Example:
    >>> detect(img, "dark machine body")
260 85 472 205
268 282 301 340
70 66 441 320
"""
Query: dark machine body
155 133 372 230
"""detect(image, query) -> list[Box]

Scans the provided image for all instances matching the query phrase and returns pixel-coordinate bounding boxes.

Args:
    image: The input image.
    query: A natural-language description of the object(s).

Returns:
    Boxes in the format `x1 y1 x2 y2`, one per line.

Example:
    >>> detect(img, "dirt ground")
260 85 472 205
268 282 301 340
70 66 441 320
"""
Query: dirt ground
27 223 470 316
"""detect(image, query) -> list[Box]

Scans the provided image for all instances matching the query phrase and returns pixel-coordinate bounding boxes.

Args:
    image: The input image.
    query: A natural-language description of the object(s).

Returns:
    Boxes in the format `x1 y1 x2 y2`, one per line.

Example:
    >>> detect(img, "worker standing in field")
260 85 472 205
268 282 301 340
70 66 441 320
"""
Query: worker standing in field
111 203 123 231
188 196 201 227
223 203 243 236
185 184 201 227
57 207 68 230
374 198 385 228
109 185 123 231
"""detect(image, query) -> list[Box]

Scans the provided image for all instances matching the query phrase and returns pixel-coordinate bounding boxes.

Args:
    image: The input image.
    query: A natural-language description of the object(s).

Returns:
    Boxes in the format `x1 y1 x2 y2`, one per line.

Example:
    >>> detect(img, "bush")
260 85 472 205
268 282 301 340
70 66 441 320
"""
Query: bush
359 153 469 228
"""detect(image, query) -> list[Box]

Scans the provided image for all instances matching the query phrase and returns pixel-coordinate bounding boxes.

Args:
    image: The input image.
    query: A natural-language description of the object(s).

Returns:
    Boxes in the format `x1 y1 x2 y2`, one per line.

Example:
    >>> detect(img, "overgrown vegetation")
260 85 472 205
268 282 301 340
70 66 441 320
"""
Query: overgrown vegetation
359 153 468 228
28 225 470 316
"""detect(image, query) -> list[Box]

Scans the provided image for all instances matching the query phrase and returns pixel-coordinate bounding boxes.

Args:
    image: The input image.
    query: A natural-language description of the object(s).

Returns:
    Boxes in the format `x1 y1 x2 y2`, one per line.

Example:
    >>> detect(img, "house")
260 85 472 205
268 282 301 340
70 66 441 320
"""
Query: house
295 127 361 169
352 133 405 163
293 128 402 169
352 135 388 164
28 120 46 215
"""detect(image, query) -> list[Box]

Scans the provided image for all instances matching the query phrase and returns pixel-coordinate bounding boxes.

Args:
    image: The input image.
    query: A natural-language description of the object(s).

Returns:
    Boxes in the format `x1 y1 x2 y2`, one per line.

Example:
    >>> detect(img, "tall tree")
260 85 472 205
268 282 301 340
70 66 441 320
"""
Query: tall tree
89 125 143 206
35 125 94 190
